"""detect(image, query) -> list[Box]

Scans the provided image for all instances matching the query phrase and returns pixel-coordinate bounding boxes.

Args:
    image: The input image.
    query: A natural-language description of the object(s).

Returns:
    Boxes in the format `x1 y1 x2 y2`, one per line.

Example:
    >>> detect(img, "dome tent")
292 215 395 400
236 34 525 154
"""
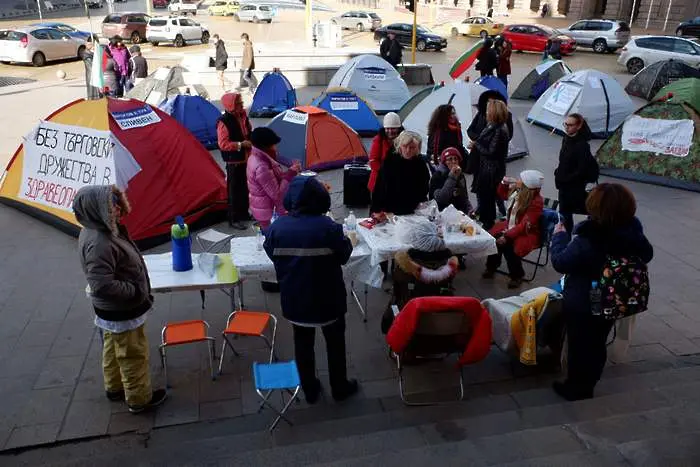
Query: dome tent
0 98 226 247
159 94 221 149
624 59 700 101
311 88 380 136
127 66 208 105
597 78 700 192
475 75 508 101
511 59 572 100
398 83 444 121
527 69 635 138
328 54 410 114
249 70 297 118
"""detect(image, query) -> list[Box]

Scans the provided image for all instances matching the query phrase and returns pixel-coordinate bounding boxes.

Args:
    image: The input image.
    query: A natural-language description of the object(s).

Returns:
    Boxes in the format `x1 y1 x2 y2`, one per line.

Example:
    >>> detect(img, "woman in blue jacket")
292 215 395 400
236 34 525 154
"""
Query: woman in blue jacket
551 183 653 401
264 176 358 404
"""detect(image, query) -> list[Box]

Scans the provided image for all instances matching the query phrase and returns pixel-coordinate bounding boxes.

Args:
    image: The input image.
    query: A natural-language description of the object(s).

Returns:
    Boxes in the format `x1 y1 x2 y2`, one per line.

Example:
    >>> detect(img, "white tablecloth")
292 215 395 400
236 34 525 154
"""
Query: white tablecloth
357 215 498 266
144 253 239 293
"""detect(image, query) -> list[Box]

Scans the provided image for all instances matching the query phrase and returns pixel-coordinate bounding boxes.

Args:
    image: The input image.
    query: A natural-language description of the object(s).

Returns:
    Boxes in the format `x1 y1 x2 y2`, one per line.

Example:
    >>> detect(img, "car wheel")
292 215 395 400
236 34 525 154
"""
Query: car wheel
152 41 159 46
416 40 426 51
479 30 488 39
451 27 458 37
131 31 141 44
592 38 607 53
234 14 240 21
201 31 210 44
174 34 185 48
356 23 364 32
676 28 683 36
266 19 272 23
626 57 644 74
77 45 86 59
32 52 46 67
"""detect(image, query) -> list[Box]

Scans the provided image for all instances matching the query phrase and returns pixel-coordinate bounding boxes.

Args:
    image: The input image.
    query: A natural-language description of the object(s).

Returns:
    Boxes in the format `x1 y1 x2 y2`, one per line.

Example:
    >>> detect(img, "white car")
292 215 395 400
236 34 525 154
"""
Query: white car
234 4 273 24
168 0 198 15
618 35 700 74
331 11 382 32
0 26 86 67
147 16 210 47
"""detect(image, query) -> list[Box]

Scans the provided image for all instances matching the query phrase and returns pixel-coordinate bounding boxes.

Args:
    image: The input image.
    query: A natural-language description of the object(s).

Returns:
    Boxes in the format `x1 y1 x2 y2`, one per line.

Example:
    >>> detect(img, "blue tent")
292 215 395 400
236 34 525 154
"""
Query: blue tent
249 71 297 118
159 95 220 149
475 76 508 101
311 89 380 136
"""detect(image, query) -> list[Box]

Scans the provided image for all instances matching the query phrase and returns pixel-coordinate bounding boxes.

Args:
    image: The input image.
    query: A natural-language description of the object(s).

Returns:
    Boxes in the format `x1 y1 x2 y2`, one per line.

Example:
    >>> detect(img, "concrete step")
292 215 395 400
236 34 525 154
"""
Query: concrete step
8 358 700 466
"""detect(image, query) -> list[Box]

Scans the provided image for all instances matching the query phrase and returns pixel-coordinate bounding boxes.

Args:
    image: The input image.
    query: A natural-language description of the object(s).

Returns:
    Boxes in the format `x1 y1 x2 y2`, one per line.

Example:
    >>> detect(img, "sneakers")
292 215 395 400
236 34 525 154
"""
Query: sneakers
106 389 125 402
332 379 359 402
128 389 168 414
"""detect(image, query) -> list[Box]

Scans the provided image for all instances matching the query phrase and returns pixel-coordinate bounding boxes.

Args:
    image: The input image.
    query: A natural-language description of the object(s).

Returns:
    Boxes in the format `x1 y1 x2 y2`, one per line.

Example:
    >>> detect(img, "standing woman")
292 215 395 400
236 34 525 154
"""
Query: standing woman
551 184 653 400
427 104 465 166
555 113 594 233
101 46 119 97
368 112 403 194
108 36 130 97
468 100 509 230
213 34 233 91
495 36 512 89
475 37 498 77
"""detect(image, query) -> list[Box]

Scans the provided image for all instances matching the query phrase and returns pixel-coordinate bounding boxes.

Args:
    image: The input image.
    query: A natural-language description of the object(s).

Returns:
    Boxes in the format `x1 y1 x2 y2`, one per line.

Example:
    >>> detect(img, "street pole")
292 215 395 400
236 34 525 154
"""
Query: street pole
630 0 637 25
36 0 42 20
411 4 417 64
662 0 672 31
146 0 152 17
305 0 312 43
644 0 654 29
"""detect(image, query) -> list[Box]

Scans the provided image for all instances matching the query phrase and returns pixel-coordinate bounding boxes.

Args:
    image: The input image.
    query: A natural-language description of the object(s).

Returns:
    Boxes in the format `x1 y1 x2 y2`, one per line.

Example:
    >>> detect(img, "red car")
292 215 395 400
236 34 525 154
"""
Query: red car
502 24 576 55
152 0 168 8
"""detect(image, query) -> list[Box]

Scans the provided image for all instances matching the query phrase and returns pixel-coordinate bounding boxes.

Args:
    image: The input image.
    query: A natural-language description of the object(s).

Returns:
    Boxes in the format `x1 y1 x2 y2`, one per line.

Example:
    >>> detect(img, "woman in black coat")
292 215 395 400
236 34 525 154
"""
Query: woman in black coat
555 113 594 233
427 104 466 166
468 100 510 230
551 183 653 401
475 37 498 77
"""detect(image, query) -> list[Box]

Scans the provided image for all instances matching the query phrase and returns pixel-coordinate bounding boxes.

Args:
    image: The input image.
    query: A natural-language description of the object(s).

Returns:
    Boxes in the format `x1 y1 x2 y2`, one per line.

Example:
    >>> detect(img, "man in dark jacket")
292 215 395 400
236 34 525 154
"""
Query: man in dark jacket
217 92 253 229
380 32 402 68
264 176 358 404
475 37 498 77
73 185 167 414
128 45 148 86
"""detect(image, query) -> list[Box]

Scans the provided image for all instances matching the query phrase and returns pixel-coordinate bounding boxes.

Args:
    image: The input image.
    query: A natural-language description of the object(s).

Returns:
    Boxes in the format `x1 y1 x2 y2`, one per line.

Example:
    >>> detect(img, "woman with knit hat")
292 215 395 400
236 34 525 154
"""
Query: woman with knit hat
429 147 473 214
368 112 403 193
482 170 545 288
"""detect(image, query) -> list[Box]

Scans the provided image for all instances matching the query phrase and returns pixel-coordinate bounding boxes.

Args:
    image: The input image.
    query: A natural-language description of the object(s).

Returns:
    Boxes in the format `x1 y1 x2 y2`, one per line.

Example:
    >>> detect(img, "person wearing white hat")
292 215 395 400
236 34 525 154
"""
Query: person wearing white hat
368 112 403 194
482 169 545 288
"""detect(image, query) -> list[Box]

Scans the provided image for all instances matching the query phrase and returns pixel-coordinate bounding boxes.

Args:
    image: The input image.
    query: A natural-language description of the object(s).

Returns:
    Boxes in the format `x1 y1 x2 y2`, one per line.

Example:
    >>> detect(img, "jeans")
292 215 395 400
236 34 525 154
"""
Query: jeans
565 312 614 390
102 325 152 407
225 162 250 224
292 316 348 397
486 237 524 279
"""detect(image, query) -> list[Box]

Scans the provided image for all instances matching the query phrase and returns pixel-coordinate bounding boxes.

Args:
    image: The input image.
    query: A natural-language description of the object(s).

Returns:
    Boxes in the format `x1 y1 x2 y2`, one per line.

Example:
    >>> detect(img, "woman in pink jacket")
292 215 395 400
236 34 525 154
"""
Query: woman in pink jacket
247 127 300 229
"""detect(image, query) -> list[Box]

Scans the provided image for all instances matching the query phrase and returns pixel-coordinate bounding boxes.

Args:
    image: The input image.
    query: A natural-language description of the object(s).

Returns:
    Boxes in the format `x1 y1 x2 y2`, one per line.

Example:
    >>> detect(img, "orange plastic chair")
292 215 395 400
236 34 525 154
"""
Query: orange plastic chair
159 320 216 387
218 310 277 374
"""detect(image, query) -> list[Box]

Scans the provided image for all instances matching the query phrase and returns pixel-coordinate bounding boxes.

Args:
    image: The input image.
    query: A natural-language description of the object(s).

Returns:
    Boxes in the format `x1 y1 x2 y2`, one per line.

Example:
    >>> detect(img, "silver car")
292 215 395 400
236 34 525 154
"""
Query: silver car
331 11 382 32
558 19 631 53
0 26 86 67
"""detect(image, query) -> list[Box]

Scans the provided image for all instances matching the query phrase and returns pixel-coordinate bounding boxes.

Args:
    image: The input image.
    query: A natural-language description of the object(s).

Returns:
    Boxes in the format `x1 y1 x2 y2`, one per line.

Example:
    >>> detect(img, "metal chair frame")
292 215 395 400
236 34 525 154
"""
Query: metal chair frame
256 385 300 432
159 320 216 388
218 311 278 375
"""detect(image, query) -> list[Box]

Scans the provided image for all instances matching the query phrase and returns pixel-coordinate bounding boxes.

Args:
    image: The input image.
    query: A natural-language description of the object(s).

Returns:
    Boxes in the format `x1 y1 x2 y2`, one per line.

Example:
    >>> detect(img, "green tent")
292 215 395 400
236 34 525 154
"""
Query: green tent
398 83 443 122
596 78 700 192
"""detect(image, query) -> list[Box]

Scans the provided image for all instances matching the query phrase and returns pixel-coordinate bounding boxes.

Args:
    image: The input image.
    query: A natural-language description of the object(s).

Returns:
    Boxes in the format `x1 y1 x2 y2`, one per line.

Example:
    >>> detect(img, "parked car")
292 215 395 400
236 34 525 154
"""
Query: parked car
31 22 94 42
676 17 700 38
102 12 150 43
449 16 503 38
152 0 168 9
330 11 381 32
558 19 630 53
234 4 273 23
208 0 240 16
618 35 700 74
147 16 209 47
0 26 86 67
85 0 104 8
374 23 447 52
168 0 198 15
502 24 576 55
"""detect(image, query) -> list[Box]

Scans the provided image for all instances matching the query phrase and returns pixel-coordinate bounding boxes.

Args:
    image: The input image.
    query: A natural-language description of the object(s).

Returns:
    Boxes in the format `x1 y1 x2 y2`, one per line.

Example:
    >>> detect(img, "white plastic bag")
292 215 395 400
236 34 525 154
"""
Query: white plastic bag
441 204 463 226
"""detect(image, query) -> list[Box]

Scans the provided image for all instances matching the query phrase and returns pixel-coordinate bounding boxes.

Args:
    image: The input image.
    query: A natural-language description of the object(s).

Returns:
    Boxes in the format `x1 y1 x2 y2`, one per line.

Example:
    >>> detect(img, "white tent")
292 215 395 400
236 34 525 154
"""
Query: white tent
402 81 487 153
527 69 635 138
328 54 410 114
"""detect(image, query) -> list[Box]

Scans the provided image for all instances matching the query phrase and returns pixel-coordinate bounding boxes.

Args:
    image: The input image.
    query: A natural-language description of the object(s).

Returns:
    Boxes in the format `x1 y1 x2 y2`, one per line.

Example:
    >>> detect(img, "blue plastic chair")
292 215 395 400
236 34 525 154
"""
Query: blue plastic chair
253 361 301 432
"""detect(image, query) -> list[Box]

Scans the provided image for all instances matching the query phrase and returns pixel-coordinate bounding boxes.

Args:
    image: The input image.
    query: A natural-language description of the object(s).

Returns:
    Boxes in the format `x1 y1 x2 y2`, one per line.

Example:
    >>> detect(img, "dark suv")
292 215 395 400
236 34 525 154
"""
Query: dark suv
101 12 150 44
676 17 700 38
374 23 447 51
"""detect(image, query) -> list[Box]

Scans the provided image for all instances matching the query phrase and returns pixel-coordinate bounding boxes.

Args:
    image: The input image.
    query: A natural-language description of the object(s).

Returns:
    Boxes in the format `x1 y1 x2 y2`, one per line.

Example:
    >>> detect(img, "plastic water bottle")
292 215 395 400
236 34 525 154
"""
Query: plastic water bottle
255 225 264 251
271 207 279 224
590 281 602 315
346 211 357 232
171 216 193 272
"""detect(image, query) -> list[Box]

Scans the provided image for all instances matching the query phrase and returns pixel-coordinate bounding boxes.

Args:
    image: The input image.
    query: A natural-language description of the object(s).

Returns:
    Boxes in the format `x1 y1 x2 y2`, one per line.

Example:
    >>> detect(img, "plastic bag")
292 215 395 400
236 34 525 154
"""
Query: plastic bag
415 200 439 218
398 218 445 252
441 204 463 226
197 253 221 277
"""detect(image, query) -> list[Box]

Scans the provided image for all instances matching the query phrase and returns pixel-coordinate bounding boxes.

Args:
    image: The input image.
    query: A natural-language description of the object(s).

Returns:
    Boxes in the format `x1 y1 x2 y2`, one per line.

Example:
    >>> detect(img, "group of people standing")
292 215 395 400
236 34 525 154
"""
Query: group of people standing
475 36 512 88
101 36 149 97
213 33 258 93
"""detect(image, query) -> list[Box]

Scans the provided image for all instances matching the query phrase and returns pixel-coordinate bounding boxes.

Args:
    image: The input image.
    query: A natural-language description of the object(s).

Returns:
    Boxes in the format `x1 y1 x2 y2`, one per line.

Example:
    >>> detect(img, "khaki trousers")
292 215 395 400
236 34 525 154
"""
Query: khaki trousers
102 324 152 407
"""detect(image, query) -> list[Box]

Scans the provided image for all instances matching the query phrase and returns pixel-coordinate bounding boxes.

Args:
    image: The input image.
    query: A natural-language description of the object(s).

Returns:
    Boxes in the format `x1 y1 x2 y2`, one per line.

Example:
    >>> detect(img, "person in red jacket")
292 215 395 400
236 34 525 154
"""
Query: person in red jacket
495 36 512 89
368 112 403 193
482 170 545 288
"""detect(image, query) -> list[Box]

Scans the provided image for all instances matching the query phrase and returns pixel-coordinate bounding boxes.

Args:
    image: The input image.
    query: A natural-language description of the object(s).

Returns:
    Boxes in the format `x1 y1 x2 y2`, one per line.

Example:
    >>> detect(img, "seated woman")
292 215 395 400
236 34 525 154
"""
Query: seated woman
482 170 545 289
370 130 431 216
381 220 459 334
429 147 473 214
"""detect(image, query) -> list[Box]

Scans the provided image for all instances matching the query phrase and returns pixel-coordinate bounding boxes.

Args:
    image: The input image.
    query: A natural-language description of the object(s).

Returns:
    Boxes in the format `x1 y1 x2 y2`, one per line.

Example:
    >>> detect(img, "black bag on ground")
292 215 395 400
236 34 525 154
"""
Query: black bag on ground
343 163 371 206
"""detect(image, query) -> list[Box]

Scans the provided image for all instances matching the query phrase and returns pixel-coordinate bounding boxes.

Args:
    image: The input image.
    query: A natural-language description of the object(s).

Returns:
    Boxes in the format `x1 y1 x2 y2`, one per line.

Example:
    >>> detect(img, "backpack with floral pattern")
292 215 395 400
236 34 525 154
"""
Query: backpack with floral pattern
595 255 650 320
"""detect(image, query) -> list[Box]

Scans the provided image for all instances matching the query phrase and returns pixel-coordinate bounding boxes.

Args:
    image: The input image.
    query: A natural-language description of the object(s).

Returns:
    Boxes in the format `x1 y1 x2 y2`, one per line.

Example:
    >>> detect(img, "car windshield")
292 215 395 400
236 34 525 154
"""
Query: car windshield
0 30 26 41
539 25 559 35
260 5 270 10
369 13 380 19
150 19 167 26
416 25 432 33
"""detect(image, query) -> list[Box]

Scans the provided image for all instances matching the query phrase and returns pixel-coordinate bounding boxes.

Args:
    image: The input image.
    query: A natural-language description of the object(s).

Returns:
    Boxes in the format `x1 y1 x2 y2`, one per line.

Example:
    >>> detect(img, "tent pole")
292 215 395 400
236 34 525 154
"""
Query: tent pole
645 0 654 29
662 0 672 31
601 79 611 137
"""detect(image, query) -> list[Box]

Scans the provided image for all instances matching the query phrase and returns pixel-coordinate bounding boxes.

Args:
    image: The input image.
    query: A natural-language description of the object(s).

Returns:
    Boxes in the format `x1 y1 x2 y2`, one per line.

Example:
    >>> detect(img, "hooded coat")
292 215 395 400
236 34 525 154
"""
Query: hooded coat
73 186 152 322
555 122 593 214
551 217 653 317
246 146 296 226
264 176 353 324
217 93 252 163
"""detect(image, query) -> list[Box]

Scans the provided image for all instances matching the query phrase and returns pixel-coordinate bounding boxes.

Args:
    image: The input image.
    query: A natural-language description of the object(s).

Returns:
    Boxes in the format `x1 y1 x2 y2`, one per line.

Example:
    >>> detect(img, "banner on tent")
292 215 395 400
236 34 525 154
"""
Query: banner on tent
329 95 359 111
543 83 580 116
111 105 161 130
621 115 694 157
361 67 386 81
283 110 309 125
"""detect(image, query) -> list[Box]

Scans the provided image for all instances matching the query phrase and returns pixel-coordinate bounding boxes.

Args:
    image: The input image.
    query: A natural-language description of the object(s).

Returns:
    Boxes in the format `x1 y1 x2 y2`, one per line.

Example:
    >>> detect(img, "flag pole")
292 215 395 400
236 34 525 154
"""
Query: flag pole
411 4 417 64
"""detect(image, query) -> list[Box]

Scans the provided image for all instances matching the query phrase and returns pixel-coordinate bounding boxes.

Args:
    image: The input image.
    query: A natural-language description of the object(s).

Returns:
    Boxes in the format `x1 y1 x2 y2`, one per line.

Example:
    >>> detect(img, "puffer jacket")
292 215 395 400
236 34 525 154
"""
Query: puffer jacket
73 185 152 322
368 127 402 192
108 44 130 78
555 122 593 214
489 182 544 257
246 146 297 226
264 176 353 324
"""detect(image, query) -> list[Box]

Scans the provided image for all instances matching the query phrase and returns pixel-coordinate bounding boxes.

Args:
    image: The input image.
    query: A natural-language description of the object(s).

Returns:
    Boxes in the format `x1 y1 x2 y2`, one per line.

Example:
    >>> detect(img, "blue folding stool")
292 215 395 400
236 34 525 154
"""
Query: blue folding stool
253 361 301 432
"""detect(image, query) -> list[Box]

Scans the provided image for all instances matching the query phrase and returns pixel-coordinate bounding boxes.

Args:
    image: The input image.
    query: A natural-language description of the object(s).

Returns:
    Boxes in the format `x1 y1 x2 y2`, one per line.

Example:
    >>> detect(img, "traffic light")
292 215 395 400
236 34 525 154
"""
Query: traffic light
405 0 415 13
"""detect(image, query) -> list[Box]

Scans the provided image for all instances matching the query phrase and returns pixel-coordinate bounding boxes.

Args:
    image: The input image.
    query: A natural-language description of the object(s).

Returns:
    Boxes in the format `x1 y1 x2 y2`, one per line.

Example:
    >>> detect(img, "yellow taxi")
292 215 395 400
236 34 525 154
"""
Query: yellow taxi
208 0 240 16
449 16 504 38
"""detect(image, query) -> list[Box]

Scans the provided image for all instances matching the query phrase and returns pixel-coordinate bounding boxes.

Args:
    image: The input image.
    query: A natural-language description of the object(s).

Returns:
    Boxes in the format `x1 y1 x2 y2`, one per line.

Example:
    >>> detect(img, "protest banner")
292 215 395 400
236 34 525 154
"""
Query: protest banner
621 115 694 157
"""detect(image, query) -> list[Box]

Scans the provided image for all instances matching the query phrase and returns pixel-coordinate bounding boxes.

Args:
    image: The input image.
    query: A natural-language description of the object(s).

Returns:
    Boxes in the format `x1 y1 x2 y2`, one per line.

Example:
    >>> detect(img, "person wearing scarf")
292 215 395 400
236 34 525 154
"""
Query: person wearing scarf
426 104 466 168
217 92 253 229
429 147 473 215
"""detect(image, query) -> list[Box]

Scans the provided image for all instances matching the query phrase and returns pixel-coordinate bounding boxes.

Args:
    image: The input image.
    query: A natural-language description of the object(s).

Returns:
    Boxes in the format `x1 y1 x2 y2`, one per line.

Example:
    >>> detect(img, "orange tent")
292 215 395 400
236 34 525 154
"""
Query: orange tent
267 106 367 171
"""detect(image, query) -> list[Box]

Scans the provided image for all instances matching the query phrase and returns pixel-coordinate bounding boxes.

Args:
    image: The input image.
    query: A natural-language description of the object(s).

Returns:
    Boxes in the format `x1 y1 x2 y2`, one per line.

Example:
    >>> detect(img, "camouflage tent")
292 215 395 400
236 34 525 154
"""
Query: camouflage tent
625 59 700 101
597 78 700 192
